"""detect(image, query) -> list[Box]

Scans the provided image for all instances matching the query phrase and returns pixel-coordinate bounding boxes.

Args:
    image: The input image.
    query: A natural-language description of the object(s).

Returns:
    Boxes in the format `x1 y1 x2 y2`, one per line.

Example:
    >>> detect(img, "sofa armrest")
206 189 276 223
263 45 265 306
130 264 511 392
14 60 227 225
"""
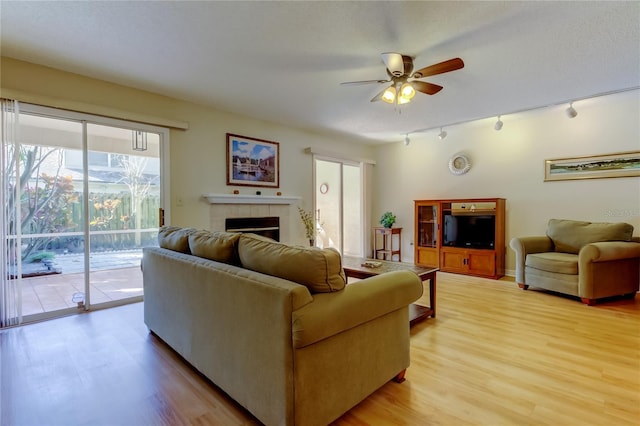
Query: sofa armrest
292 270 423 348
509 236 554 284
579 241 640 263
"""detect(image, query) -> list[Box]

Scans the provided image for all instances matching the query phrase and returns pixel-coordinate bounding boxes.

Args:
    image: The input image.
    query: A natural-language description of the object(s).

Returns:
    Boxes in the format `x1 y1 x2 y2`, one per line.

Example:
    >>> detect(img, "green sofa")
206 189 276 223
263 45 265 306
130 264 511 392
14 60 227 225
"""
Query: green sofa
143 227 423 426
510 219 640 305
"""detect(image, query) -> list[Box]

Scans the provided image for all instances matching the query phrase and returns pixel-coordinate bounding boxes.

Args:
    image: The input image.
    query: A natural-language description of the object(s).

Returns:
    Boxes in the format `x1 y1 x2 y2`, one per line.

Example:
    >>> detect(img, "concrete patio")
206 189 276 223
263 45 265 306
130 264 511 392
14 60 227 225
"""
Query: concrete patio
19 250 143 317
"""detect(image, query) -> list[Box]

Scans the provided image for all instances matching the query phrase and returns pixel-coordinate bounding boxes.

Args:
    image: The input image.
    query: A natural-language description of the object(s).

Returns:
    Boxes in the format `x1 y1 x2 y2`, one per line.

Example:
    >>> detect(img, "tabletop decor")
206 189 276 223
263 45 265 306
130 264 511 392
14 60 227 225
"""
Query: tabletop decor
380 211 397 228
298 206 316 246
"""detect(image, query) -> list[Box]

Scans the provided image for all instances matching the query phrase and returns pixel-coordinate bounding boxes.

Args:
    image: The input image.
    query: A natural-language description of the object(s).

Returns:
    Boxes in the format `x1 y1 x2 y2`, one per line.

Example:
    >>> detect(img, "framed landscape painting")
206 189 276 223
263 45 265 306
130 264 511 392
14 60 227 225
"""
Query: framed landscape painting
226 133 280 188
544 151 640 181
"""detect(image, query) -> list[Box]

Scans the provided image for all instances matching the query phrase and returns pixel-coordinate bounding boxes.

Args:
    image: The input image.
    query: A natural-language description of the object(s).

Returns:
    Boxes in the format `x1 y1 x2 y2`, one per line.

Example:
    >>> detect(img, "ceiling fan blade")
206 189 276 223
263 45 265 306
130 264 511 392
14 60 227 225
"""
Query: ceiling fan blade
340 79 389 86
411 81 444 95
381 52 405 77
413 58 464 78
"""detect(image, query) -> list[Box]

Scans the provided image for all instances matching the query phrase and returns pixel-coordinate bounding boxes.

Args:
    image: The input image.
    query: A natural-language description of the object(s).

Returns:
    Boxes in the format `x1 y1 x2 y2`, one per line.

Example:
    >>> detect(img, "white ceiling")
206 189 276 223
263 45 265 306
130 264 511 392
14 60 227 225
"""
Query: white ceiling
1 1 639 144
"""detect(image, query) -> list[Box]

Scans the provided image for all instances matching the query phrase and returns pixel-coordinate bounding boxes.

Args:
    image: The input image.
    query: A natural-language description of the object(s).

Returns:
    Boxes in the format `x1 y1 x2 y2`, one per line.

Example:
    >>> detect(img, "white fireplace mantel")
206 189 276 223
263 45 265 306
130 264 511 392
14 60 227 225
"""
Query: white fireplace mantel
203 193 301 205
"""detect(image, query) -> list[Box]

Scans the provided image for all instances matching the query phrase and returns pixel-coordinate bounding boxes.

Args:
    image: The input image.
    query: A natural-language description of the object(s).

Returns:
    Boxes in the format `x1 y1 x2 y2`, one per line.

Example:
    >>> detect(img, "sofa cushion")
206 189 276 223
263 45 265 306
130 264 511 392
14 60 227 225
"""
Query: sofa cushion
546 219 634 254
238 233 346 293
188 230 241 265
158 226 198 253
526 252 578 275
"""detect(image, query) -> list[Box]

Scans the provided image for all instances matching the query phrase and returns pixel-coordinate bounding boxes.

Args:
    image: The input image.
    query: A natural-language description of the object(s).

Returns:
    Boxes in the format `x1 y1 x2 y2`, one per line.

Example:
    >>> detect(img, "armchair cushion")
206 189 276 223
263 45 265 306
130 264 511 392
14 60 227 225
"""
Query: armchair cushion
526 252 578 275
546 219 634 254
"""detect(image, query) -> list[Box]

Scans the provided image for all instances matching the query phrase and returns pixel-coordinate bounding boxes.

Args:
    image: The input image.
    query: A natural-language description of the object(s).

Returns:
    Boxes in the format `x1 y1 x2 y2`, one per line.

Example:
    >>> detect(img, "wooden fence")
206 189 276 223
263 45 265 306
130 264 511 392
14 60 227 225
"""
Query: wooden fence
28 192 161 252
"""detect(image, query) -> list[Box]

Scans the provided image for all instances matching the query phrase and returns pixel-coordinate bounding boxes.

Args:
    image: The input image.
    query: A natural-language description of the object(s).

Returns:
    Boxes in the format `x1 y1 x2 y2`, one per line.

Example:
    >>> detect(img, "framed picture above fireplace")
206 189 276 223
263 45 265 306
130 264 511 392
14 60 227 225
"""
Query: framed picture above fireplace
226 133 280 188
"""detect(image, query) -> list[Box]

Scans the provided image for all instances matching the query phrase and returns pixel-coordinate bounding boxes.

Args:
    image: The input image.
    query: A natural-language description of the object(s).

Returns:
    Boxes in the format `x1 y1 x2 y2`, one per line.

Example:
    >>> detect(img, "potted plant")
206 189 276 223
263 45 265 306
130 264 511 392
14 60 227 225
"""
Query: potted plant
380 211 396 228
298 206 316 246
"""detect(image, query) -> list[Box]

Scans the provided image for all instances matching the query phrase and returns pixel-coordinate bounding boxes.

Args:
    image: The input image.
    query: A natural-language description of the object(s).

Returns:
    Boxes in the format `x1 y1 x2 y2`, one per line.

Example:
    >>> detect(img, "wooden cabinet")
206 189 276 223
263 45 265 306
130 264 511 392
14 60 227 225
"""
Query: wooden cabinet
414 198 505 279
440 248 496 276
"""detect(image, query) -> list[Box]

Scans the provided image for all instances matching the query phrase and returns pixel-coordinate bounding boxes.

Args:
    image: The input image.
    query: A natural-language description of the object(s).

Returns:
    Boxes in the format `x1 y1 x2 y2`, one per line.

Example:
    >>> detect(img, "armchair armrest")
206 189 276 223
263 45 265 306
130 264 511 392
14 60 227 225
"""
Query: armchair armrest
510 236 554 255
578 241 640 300
579 241 640 263
509 236 554 284
292 270 423 349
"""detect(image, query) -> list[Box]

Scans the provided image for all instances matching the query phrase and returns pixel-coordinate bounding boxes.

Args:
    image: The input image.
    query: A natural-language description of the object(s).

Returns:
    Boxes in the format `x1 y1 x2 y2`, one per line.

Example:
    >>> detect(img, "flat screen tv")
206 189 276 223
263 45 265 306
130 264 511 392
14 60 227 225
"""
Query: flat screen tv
443 214 495 249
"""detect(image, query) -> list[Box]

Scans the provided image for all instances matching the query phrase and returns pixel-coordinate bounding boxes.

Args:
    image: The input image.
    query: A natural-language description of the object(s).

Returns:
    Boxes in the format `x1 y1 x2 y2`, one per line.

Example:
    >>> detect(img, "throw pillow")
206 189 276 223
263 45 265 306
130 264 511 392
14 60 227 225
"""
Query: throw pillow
238 233 346 293
188 230 241 265
158 226 198 253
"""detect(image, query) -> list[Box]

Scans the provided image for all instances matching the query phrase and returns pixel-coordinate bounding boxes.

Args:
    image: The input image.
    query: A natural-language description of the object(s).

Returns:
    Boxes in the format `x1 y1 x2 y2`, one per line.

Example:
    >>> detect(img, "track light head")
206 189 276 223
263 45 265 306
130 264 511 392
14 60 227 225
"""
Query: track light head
404 134 410 146
566 102 578 118
494 116 503 131
438 128 447 140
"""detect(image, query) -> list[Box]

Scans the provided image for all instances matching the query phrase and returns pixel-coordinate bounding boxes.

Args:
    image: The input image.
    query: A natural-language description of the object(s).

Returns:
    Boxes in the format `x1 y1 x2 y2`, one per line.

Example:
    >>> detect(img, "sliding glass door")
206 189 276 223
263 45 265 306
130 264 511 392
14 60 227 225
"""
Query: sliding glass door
2 103 167 325
314 158 363 257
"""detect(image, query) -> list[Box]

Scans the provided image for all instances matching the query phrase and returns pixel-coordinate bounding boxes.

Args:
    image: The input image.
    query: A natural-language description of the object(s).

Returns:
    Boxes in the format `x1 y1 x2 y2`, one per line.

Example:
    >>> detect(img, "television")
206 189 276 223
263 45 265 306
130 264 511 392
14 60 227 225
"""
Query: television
443 214 495 249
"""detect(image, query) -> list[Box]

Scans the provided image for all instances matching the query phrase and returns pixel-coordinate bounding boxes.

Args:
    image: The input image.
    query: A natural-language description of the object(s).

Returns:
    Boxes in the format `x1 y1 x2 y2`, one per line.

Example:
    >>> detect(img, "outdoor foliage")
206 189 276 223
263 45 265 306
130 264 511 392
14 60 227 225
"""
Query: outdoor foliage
5 144 160 259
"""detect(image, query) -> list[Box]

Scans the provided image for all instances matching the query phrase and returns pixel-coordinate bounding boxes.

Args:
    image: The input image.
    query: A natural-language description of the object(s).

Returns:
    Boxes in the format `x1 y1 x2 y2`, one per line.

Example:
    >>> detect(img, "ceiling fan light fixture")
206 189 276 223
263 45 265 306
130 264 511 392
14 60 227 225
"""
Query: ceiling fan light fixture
494 116 503 131
381 85 396 104
566 102 578 118
438 128 447 140
400 83 415 100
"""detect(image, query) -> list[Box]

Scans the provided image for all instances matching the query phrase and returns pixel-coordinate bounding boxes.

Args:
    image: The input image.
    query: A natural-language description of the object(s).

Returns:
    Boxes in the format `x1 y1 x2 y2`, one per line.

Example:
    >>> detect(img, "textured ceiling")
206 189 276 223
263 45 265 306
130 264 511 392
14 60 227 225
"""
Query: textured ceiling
1 1 639 143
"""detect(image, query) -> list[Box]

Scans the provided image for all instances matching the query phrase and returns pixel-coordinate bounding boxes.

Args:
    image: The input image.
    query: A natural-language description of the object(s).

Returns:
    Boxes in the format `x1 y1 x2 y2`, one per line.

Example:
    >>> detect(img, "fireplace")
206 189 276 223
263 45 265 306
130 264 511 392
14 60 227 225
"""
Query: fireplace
205 193 300 244
226 216 280 241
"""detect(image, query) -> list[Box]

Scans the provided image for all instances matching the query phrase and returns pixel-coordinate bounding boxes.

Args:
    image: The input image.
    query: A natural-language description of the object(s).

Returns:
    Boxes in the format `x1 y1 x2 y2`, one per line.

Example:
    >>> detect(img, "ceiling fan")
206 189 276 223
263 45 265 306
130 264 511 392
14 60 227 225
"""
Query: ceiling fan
340 53 464 105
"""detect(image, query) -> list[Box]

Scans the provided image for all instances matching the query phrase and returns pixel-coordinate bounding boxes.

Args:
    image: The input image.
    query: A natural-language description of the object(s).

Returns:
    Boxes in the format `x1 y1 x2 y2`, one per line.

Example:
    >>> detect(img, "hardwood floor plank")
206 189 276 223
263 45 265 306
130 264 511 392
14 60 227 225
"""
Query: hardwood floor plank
1 272 638 425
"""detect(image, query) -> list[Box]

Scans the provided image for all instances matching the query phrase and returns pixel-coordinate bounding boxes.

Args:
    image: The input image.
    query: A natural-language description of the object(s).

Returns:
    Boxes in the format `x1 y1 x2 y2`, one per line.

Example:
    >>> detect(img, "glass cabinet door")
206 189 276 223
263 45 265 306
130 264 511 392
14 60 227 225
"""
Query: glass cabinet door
417 204 437 248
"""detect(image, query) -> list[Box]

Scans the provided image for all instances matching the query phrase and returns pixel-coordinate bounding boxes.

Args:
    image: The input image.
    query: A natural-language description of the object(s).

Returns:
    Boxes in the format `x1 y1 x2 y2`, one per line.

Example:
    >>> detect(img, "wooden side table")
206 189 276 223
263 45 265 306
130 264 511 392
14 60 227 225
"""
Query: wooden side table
373 227 402 262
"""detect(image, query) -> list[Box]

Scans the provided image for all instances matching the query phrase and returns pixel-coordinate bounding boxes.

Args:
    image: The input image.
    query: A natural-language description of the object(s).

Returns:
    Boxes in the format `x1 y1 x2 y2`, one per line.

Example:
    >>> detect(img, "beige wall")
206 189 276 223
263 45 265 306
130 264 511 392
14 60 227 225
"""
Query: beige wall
373 90 640 274
0 57 374 245
3 57 638 273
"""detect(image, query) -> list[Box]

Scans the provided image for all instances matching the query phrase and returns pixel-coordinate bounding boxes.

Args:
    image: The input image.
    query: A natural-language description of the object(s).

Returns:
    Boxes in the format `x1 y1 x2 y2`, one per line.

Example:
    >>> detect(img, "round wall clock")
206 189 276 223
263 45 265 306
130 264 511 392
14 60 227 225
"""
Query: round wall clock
448 152 472 175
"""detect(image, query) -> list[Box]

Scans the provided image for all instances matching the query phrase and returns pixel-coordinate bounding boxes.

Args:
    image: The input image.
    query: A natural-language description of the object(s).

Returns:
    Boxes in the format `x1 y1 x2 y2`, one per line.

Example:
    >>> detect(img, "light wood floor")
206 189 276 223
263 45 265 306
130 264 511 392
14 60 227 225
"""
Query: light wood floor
1 272 638 425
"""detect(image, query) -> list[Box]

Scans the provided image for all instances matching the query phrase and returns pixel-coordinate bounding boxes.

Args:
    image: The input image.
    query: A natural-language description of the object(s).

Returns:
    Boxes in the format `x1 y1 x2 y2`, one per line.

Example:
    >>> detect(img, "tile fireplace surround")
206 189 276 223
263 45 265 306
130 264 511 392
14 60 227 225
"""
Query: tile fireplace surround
204 194 301 244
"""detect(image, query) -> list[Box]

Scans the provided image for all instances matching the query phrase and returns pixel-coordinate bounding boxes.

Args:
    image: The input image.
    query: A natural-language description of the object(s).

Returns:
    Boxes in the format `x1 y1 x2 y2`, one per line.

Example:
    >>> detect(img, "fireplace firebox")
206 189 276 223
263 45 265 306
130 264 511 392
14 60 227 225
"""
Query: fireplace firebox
225 217 280 241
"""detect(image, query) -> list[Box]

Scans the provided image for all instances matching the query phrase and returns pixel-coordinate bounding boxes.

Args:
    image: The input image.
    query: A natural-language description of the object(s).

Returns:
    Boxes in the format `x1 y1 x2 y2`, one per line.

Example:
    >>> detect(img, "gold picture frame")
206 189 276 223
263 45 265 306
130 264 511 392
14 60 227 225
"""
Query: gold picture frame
544 151 640 181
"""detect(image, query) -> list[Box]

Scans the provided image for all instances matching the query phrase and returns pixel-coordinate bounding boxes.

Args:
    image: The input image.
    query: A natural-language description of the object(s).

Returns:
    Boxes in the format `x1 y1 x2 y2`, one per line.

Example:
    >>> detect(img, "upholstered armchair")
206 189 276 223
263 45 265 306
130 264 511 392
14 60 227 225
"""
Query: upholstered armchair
510 219 640 305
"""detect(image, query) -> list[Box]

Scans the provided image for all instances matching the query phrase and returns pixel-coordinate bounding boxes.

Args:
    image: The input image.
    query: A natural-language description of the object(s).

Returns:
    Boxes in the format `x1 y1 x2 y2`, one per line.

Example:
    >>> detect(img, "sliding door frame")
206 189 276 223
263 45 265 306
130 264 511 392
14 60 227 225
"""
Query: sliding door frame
9 103 170 322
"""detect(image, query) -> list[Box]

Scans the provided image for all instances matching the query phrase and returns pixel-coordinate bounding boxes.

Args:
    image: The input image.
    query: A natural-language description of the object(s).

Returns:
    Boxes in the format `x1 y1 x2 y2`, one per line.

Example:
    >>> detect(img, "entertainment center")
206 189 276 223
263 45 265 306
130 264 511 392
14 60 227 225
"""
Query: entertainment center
414 198 506 279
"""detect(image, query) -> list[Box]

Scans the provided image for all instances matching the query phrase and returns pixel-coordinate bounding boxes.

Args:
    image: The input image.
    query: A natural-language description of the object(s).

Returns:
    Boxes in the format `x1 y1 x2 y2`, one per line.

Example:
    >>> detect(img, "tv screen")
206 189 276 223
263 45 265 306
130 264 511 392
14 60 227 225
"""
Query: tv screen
443 214 495 249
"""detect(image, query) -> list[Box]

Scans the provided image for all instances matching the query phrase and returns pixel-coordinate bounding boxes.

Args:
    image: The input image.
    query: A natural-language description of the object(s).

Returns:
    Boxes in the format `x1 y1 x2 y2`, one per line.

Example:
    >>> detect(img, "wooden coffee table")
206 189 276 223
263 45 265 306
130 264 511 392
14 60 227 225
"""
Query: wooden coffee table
342 256 437 326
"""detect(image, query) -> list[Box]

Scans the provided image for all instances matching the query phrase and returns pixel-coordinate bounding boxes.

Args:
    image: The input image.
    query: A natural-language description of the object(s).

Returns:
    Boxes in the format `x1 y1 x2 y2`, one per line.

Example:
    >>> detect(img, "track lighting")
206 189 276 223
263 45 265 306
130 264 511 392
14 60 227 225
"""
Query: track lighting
566 102 578 118
401 88 637 142
404 134 410 146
